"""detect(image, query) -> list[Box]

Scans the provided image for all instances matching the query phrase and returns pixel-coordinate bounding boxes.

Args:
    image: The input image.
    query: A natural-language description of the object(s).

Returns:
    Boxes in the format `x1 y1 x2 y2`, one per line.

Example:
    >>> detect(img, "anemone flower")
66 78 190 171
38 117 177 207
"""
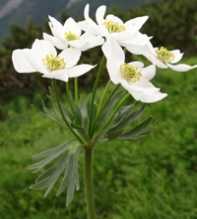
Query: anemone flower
102 39 167 103
43 16 104 51
145 46 197 72
12 39 95 82
79 4 149 46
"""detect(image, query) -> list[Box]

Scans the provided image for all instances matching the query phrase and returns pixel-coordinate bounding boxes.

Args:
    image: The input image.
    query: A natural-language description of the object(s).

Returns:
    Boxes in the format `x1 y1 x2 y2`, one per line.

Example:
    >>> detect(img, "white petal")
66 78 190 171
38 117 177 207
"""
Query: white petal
133 78 160 92
64 17 81 36
130 89 167 103
79 4 102 35
121 80 167 103
96 5 107 24
80 33 104 51
32 39 57 57
125 43 149 55
125 16 149 31
128 61 144 69
43 69 68 82
106 60 122 84
67 64 95 78
58 48 81 68
170 50 184 64
123 33 153 55
12 49 37 73
48 16 64 39
168 64 197 72
69 38 88 50
131 32 151 46
43 33 67 50
105 15 124 24
80 19 102 36
31 39 57 73
102 39 125 64
84 4 90 20
141 65 156 80
112 31 134 43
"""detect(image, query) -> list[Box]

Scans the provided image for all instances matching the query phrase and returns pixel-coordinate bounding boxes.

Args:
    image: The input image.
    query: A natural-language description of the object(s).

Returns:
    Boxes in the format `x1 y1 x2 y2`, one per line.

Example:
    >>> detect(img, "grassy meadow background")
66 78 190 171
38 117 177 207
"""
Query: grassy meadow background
0 0 197 218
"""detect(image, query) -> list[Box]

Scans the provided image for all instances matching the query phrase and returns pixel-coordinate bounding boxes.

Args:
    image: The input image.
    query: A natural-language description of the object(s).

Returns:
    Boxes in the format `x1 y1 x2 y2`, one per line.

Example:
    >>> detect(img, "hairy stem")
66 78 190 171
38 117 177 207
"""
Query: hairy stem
84 147 96 219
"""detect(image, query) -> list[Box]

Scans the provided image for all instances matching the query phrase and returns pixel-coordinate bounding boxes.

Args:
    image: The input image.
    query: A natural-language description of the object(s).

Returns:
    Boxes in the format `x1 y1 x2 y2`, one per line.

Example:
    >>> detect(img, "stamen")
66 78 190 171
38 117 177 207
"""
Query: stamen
156 47 174 63
43 54 65 71
64 31 79 41
120 64 141 83
104 20 126 33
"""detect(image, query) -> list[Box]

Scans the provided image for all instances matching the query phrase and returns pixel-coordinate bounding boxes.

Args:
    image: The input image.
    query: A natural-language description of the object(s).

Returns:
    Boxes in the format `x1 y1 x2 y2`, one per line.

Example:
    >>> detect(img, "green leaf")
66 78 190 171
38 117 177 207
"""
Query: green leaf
30 143 70 171
94 88 125 132
118 117 152 140
30 142 81 206
107 104 145 137
66 150 80 206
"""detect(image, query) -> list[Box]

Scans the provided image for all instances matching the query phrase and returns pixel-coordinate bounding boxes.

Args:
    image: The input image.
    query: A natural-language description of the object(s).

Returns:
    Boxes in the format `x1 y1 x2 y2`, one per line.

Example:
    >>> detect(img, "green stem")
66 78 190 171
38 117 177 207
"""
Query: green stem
84 148 96 219
93 56 105 91
89 57 105 136
52 80 85 144
74 78 79 101
96 81 111 118
66 81 70 97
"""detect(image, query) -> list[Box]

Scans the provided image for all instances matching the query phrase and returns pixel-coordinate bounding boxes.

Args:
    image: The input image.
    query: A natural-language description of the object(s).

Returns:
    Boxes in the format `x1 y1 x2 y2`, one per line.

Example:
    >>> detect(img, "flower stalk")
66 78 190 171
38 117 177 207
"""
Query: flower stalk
84 147 96 219
74 78 79 101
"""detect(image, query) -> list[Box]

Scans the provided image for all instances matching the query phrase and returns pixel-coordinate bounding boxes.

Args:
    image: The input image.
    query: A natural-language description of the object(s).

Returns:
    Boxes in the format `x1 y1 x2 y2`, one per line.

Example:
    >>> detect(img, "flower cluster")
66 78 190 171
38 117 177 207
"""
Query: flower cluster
12 4 197 103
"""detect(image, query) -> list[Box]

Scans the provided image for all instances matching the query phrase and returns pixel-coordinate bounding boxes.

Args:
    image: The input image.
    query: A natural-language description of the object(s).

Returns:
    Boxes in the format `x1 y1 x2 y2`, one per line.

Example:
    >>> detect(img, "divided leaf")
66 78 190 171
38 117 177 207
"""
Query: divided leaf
30 142 80 206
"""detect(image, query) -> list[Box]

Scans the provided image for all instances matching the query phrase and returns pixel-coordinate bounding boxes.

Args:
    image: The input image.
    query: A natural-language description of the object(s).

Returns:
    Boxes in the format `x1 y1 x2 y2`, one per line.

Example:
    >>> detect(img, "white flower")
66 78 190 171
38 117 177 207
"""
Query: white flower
145 46 197 72
79 4 149 46
12 39 95 82
102 39 167 103
43 16 104 51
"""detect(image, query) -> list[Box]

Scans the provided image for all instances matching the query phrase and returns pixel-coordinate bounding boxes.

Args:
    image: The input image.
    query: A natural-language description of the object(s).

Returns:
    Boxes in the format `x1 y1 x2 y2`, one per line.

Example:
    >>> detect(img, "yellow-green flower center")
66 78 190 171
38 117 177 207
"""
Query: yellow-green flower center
104 20 126 33
156 47 174 63
64 31 79 41
43 54 65 71
120 64 141 83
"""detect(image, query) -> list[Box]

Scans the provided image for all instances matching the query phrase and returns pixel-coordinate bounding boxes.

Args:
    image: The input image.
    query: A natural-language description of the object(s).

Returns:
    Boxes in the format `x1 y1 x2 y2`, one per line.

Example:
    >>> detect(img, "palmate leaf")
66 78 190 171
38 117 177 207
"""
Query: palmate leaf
30 142 81 206
30 143 69 171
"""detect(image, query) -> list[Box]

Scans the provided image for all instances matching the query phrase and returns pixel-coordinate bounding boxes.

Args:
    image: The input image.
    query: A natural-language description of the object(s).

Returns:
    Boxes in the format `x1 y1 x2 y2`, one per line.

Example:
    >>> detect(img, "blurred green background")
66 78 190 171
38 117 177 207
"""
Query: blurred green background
0 0 197 218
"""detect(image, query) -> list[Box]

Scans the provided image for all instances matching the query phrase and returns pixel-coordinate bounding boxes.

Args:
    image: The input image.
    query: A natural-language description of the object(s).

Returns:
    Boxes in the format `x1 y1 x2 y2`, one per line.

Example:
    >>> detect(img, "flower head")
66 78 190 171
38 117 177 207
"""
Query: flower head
102 39 167 103
156 47 175 63
120 64 141 83
43 54 66 71
145 45 197 72
104 20 126 33
12 39 95 82
79 4 149 45
43 16 104 52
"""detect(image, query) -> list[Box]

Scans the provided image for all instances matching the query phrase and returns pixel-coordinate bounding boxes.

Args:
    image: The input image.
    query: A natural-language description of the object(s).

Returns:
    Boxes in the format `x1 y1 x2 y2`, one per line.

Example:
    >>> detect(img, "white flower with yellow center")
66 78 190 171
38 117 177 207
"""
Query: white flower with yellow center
145 46 197 72
43 16 104 51
102 39 167 103
79 4 149 46
12 39 95 82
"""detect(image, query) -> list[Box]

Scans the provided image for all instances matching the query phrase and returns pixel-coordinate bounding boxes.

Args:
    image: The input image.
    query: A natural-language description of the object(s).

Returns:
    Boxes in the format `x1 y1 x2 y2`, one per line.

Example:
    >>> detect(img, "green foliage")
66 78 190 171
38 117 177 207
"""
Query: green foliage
0 58 197 218
31 78 151 206
31 142 80 206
